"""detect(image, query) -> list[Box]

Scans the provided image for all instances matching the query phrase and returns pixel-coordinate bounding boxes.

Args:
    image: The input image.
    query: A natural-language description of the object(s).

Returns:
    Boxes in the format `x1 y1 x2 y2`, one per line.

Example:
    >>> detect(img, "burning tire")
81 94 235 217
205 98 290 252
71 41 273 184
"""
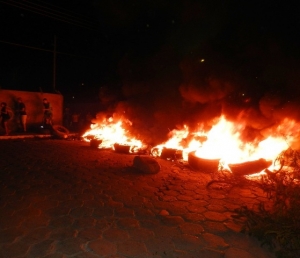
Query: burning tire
227 159 272 176
160 148 183 161
52 125 70 139
188 151 220 173
90 139 102 148
113 144 131 153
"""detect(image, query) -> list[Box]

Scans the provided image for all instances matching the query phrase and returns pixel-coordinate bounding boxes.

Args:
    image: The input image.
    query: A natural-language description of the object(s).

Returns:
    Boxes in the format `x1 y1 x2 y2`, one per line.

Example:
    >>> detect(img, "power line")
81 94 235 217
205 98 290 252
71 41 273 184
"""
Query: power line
0 0 101 31
24 0 98 24
0 39 97 59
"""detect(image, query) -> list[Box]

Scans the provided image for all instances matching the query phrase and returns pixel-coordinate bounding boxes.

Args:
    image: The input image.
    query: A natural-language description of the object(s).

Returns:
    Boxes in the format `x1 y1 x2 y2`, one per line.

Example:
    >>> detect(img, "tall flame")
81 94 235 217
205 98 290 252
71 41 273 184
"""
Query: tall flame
82 113 300 175
82 117 143 152
152 116 298 166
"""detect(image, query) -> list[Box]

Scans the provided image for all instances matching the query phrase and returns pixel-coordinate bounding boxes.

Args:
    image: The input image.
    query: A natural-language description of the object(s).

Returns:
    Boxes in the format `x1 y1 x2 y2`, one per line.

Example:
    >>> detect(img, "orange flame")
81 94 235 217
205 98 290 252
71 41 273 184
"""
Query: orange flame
82 117 143 153
83 113 300 175
152 116 299 168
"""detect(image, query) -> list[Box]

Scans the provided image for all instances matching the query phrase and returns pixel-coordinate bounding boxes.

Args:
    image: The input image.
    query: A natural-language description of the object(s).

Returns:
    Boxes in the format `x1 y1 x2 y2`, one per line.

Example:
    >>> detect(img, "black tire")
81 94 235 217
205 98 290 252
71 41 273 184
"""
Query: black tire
90 139 102 148
113 143 131 153
228 159 272 176
188 151 220 173
52 125 70 139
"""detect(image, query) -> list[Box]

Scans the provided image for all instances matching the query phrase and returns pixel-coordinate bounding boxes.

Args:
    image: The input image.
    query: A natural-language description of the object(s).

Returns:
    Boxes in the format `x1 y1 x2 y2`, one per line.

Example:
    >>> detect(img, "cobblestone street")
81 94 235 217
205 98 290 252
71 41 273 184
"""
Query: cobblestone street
0 139 275 258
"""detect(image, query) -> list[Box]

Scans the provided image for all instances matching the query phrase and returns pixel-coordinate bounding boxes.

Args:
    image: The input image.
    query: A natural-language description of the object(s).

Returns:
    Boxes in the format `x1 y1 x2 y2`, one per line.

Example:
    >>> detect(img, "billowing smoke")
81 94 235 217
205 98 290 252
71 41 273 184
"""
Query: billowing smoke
93 49 300 147
90 1 300 147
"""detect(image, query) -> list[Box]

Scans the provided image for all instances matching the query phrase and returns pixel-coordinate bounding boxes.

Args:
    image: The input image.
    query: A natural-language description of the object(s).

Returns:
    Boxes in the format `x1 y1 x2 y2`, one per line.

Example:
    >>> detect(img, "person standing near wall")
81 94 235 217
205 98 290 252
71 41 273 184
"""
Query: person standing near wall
17 98 27 132
43 98 53 126
63 107 71 129
71 111 80 132
0 102 11 135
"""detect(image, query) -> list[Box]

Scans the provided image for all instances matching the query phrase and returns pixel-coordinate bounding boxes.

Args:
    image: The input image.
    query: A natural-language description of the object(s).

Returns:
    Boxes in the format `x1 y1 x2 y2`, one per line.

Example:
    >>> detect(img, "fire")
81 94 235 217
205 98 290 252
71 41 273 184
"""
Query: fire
195 116 289 164
152 116 299 169
83 111 300 175
151 125 206 160
82 117 143 153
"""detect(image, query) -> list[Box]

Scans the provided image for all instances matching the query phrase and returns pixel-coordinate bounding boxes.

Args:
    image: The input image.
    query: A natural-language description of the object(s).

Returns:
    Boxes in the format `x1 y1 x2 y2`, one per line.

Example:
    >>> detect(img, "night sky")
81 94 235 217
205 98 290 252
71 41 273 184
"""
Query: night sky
1 0 300 143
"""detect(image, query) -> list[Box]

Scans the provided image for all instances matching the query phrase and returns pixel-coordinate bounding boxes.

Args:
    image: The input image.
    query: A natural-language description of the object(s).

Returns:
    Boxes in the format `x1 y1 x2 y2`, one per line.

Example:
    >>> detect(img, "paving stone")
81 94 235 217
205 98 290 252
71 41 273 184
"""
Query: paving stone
95 218 111 231
23 194 47 204
114 207 135 217
133 252 162 258
223 220 244 232
153 225 181 240
84 199 104 208
117 218 140 229
59 199 84 209
188 199 209 206
137 187 158 198
223 202 242 211
134 207 156 219
6 199 32 210
49 227 77 241
55 237 85 255
27 239 55 257
179 222 205 235
106 199 124 208
145 237 175 257
0 239 30 257
224 247 256 258
186 204 207 213
42 253 64 258
73 217 97 229
103 228 129 242
93 207 114 218
88 239 117 256
182 182 201 191
197 248 224 258
203 211 228 222
65 251 101 258
172 233 206 251
77 228 102 240
123 198 146 208
207 204 228 212
0 213 26 230
20 213 50 229
49 215 74 228
237 189 258 198
177 194 195 201
128 228 155 241
0 228 24 244
202 232 229 250
46 206 71 217
70 207 94 218
203 221 229 233
182 212 206 222
75 192 95 202
160 215 185 226
164 203 189 215
117 240 147 256
140 219 161 229
0 140 276 258
208 192 227 199
0 187 16 196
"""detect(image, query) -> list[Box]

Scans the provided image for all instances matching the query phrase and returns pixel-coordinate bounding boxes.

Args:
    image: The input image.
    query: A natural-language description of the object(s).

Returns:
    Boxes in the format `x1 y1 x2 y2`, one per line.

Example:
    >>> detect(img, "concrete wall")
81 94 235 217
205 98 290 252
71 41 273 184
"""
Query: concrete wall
0 89 63 132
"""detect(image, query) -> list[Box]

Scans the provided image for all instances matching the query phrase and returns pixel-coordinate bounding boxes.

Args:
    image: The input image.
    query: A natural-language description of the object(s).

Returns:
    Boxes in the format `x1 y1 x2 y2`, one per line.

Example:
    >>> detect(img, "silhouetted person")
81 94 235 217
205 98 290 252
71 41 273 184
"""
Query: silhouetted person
63 107 71 129
43 98 52 126
0 102 11 135
71 111 80 132
17 98 27 132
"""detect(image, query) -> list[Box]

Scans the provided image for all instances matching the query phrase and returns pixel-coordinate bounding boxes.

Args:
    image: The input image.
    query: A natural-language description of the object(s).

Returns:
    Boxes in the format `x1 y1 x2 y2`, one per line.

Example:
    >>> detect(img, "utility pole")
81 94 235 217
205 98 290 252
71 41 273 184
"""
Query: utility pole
53 35 57 92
